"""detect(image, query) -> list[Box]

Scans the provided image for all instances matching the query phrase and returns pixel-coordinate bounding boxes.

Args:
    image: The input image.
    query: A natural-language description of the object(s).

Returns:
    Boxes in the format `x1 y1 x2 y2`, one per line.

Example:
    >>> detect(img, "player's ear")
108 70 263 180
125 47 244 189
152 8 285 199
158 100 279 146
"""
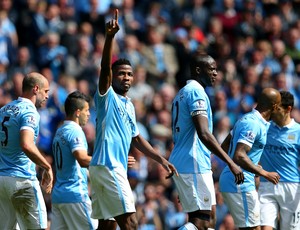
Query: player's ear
195 67 201 75
32 84 39 95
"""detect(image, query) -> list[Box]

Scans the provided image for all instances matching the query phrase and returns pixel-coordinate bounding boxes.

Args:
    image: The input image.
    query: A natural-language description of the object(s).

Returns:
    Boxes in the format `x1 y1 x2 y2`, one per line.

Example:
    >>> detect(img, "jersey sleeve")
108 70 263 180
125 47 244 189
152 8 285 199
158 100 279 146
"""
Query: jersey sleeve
235 119 260 148
188 89 208 117
20 109 40 133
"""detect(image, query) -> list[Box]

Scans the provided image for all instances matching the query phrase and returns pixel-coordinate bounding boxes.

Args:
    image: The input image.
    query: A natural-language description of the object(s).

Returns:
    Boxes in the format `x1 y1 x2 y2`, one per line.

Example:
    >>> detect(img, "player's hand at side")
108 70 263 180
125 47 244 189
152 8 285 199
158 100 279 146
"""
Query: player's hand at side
163 161 178 179
106 9 119 36
127 155 136 168
264 171 280 185
41 168 53 194
229 163 244 184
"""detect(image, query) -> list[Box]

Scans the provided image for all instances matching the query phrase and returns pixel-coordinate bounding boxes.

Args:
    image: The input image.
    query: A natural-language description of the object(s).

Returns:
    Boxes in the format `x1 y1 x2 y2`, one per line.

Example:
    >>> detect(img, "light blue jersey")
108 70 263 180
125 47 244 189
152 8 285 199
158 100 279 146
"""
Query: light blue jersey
52 121 89 203
169 80 212 173
90 87 139 170
219 109 269 193
0 97 39 179
260 119 300 183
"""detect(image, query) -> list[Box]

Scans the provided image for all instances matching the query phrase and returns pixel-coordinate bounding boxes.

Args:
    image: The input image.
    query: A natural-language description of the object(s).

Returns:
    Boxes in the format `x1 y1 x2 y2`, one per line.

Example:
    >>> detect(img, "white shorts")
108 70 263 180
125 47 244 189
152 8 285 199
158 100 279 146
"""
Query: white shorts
89 165 135 220
50 201 98 230
0 176 47 230
259 182 300 230
222 190 260 228
173 171 216 213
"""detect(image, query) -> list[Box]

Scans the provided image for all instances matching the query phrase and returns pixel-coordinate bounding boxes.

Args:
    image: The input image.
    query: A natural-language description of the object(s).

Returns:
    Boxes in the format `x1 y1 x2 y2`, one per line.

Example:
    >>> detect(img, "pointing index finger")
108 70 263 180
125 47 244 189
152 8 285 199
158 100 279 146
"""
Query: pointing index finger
114 9 119 22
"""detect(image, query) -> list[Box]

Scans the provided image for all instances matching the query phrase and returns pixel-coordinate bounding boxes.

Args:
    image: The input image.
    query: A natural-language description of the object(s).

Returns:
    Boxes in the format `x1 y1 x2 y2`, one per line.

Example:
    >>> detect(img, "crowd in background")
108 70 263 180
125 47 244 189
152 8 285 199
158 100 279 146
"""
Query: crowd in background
0 0 300 229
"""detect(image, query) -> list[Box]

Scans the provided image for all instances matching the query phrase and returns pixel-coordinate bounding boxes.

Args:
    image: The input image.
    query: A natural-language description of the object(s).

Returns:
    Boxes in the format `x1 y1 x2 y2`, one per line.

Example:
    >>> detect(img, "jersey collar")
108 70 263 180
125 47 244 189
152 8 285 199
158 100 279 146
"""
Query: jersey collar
252 108 268 125
18 97 35 108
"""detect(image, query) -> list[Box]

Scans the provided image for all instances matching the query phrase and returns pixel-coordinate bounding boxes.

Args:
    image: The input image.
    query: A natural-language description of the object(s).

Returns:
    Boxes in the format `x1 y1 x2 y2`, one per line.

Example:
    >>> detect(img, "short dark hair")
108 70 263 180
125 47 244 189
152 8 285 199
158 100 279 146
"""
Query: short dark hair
112 59 131 73
280 91 294 109
190 53 214 77
22 72 44 92
64 91 90 117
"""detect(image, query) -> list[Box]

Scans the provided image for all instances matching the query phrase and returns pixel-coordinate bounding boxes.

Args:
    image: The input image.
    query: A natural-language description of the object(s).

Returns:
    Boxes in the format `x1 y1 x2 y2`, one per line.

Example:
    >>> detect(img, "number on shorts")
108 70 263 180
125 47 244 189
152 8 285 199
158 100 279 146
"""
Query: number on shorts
1 116 10 146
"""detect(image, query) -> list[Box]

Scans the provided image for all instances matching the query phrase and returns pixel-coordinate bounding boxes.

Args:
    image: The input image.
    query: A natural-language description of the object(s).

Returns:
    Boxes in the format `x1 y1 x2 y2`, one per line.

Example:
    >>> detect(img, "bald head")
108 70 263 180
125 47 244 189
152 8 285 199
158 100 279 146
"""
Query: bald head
256 88 281 119
22 72 48 93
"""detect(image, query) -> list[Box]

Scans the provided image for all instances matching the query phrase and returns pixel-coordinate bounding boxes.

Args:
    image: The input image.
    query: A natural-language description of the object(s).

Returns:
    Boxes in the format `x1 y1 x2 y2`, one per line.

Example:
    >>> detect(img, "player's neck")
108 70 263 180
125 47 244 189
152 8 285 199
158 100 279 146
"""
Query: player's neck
276 116 291 127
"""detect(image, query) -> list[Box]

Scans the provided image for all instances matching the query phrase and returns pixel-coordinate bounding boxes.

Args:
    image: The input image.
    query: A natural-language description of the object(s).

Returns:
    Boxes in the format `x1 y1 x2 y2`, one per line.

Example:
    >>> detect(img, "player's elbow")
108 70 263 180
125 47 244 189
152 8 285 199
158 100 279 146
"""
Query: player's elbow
21 141 33 154
233 153 244 165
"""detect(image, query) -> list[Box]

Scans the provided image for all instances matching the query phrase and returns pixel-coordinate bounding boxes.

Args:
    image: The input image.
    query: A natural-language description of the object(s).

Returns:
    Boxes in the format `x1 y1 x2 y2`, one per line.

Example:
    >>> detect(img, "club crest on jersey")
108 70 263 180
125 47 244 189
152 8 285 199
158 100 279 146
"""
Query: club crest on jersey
196 100 206 109
246 131 255 142
287 134 295 140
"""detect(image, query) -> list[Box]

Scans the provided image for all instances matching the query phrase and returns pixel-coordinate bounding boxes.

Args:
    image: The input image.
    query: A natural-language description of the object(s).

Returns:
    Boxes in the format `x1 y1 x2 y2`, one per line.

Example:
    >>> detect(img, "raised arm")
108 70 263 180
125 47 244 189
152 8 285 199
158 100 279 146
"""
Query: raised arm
98 9 120 95
193 115 244 184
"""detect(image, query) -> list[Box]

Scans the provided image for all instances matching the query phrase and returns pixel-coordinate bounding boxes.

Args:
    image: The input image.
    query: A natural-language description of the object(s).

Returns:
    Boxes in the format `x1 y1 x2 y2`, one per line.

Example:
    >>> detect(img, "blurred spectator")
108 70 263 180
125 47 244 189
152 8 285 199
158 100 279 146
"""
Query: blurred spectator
158 82 177 111
127 65 154 106
136 183 163 230
121 0 146 40
8 71 24 99
215 185 230 229
82 121 96 155
278 0 298 30
212 90 235 127
0 9 18 47
164 189 187 230
0 0 17 24
65 35 96 80
30 0 49 50
214 0 241 44
226 78 243 121
265 38 295 75
60 21 79 57
119 34 145 69
285 26 300 63
8 46 37 79
37 31 68 81
46 3 65 34
141 26 178 87
263 13 284 41
78 0 105 39
183 0 211 33
56 0 77 22
219 213 238 230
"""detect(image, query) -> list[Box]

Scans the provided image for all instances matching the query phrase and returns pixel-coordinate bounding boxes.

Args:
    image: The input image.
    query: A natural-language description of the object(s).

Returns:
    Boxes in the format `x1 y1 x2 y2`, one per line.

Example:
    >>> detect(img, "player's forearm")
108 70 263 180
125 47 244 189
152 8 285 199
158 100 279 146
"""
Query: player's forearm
23 145 52 171
101 34 114 68
132 135 164 164
200 132 230 163
233 152 261 175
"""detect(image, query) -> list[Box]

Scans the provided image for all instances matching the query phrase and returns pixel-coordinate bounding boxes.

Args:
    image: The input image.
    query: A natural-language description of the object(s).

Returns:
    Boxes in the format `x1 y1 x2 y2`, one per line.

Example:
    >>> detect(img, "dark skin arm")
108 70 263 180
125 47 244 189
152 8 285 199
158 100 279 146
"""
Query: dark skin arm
233 143 280 184
193 115 244 184
132 134 178 179
98 9 119 95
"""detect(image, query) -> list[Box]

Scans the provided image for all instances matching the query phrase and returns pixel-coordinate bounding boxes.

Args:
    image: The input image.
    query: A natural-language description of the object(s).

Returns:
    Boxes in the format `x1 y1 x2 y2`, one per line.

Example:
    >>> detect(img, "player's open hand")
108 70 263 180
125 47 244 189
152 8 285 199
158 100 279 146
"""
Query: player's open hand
106 9 119 36
229 163 244 184
41 169 53 194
